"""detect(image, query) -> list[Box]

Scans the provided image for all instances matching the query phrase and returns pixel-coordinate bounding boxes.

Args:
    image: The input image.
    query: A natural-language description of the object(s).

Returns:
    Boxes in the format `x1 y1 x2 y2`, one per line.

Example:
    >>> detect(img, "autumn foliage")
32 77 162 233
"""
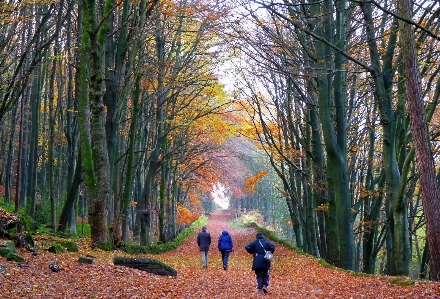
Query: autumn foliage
176 204 199 226
244 171 268 194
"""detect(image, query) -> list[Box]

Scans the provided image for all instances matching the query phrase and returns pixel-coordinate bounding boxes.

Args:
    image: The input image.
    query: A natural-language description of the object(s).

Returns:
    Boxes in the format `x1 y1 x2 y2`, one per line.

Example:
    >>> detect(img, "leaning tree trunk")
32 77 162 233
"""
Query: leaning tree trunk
396 0 440 281
58 159 82 233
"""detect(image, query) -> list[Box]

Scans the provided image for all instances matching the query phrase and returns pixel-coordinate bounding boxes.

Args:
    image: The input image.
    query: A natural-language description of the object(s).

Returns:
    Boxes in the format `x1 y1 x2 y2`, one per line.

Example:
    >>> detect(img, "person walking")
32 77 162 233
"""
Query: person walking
218 229 233 270
197 226 211 268
245 232 275 293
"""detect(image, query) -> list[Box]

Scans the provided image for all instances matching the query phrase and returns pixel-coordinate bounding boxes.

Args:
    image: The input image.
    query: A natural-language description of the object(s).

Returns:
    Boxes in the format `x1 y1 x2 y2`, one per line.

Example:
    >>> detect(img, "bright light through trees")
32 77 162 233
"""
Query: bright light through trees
211 183 230 209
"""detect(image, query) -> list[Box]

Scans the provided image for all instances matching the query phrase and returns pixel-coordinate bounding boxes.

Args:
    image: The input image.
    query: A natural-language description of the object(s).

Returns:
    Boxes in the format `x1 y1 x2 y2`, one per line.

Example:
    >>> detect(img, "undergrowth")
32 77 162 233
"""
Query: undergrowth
123 215 207 255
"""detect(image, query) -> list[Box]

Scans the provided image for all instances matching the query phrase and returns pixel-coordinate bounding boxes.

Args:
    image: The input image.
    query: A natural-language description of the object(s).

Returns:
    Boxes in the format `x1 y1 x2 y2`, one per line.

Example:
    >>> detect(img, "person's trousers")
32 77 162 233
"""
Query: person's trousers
221 250 231 267
201 250 208 267
255 268 270 289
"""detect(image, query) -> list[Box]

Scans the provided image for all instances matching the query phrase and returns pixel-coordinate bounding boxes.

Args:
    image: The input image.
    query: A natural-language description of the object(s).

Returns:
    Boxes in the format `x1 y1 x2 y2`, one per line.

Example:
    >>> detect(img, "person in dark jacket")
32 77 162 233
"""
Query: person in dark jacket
218 229 233 270
197 226 211 268
245 232 275 293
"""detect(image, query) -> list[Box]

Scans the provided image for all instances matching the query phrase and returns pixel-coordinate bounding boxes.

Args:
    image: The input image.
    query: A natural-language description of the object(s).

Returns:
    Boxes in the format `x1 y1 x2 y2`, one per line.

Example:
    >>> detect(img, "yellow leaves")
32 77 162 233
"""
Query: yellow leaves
349 145 360 153
0 0 48 25
315 203 329 212
359 186 383 198
160 0 179 18
358 220 377 233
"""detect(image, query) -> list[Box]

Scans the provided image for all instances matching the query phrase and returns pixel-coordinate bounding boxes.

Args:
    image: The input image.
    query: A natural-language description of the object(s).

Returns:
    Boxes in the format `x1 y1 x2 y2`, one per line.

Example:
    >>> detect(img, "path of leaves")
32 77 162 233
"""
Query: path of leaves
1 209 440 298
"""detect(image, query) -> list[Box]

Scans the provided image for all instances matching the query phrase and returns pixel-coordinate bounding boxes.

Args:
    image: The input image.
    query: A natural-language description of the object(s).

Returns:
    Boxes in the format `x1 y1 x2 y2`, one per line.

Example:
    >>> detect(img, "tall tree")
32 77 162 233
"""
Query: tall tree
78 0 113 245
359 2 411 275
396 0 440 281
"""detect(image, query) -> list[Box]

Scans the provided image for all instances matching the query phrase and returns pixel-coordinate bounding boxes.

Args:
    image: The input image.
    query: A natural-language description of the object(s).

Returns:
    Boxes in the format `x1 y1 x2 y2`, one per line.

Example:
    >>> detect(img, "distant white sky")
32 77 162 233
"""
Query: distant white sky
211 183 230 209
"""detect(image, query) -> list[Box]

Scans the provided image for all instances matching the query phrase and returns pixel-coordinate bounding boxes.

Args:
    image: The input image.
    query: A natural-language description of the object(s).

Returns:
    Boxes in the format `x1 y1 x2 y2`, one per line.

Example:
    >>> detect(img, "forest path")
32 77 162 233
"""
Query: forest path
1 209 440 298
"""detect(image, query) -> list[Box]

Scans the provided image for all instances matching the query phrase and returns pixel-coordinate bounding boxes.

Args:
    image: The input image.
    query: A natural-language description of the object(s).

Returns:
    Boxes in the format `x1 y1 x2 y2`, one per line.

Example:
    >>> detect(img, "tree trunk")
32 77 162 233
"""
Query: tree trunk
28 63 43 220
121 75 142 242
64 3 79 235
158 158 168 243
58 159 82 233
15 90 24 212
5 102 19 205
396 0 440 281
48 51 56 233
78 0 112 245
311 0 354 270
420 239 429 279
112 0 151 244
360 3 410 276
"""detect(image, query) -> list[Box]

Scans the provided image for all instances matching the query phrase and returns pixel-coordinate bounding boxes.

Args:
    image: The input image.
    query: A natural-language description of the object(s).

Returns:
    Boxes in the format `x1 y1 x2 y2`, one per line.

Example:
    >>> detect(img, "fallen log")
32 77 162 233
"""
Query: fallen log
113 256 177 277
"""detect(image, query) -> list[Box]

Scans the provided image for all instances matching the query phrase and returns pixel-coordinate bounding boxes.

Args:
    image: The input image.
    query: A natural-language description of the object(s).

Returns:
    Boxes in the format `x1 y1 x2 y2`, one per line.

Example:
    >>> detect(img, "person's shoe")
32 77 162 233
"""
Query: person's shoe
262 285 268 293
223 265 227 270
257 289 263 293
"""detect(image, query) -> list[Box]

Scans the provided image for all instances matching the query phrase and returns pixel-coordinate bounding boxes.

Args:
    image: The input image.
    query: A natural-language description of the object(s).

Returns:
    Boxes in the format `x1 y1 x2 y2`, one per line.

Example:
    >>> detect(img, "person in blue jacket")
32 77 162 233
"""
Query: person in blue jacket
218 229 233 270
245 232 275 293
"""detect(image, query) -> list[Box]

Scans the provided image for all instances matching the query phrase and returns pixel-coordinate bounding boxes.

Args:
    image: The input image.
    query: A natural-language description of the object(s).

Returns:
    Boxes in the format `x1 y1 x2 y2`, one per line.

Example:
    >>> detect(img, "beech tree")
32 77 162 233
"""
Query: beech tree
77 0 113 245
78 0 162 245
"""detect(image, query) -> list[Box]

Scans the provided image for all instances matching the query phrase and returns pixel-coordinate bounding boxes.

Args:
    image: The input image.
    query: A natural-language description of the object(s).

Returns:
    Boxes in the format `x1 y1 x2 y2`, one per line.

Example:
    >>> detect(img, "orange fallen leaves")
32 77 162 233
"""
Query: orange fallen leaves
0 209 439 298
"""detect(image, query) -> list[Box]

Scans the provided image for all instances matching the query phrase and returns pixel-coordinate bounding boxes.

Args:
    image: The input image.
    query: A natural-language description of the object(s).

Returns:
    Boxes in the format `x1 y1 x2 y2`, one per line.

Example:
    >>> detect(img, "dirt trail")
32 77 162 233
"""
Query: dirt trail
1 209 440 298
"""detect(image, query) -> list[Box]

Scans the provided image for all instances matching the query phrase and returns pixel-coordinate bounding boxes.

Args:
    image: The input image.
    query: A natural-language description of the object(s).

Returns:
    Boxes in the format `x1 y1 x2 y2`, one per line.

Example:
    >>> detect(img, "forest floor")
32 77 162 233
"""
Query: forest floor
1 209 440 298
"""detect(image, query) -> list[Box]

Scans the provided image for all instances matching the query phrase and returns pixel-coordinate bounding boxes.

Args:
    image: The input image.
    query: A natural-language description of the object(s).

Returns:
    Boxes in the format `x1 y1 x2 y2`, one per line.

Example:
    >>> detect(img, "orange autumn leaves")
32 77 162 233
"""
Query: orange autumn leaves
176 205 199 225
244 171 268 194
